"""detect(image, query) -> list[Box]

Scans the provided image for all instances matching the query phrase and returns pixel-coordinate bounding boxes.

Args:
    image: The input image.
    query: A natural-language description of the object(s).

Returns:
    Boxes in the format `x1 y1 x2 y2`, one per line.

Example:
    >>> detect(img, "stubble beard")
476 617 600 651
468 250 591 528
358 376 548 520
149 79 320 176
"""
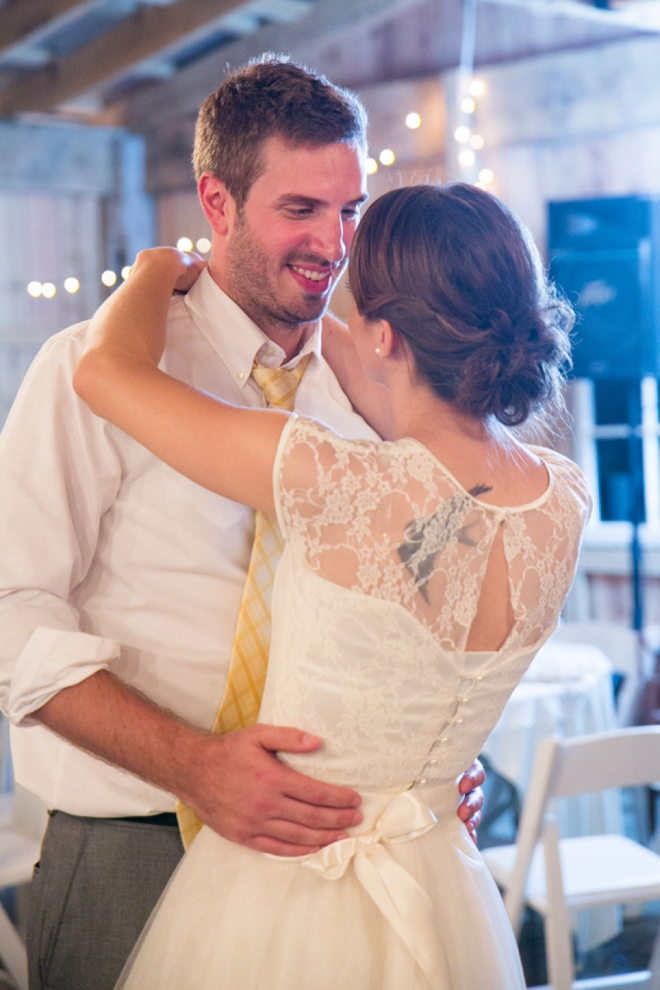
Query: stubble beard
224 212 341 337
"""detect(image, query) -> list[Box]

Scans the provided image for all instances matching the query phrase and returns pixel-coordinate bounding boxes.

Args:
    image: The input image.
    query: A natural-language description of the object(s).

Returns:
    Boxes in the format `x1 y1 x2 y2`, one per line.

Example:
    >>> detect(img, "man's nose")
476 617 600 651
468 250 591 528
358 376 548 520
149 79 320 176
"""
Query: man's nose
310 214 346 265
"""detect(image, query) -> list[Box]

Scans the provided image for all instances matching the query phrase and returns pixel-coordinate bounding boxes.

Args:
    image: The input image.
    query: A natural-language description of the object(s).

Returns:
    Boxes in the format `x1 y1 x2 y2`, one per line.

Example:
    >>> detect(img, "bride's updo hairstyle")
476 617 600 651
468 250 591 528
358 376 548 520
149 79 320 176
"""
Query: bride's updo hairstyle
348 183 573 427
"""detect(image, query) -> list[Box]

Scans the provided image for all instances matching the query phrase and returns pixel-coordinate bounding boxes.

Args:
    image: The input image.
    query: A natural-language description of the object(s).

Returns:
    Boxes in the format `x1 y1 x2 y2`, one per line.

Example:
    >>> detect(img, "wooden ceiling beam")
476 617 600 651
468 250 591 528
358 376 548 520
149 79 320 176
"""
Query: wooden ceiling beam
0 0 105 55
0 0 248 116
481 0 660 32
114 0 421 128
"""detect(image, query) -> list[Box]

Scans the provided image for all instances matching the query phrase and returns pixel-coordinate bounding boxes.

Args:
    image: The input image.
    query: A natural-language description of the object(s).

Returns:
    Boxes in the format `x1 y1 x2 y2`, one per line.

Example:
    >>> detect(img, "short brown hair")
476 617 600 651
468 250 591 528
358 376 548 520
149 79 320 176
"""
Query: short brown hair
193 54 367 209
349 184 573 427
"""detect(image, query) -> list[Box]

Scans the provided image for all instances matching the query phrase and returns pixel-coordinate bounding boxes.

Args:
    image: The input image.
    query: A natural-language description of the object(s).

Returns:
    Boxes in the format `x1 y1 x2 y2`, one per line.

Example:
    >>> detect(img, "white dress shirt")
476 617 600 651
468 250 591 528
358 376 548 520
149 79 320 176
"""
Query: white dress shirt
0 270 378 817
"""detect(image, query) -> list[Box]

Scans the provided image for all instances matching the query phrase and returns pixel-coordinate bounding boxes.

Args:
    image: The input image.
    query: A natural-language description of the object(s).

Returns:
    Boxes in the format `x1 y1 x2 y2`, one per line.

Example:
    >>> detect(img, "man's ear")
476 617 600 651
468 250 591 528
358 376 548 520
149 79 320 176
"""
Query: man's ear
198 174 237 237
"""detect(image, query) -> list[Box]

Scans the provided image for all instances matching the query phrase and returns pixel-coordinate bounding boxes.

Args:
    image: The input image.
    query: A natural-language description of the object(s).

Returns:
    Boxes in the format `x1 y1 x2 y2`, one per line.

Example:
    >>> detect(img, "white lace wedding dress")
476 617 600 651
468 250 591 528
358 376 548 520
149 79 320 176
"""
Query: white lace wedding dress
116 416 591 990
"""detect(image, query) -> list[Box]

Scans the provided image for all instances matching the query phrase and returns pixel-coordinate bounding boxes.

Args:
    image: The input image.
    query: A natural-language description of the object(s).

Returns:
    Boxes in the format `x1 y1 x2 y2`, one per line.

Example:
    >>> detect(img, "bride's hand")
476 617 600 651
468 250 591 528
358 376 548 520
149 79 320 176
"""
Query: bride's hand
131 247 207 294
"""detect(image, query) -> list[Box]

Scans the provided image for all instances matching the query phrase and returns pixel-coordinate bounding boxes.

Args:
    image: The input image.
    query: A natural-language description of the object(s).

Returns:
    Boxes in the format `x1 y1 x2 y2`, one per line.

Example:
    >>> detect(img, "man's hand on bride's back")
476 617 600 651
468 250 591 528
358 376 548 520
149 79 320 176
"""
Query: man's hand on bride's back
180 724 363 857
457 759 485 844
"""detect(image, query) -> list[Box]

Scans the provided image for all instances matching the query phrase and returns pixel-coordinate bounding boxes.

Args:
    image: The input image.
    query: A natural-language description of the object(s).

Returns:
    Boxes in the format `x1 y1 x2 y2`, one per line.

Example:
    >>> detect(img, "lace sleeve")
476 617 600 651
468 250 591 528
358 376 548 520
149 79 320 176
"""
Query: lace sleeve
273 415 385 548
273 416 473 619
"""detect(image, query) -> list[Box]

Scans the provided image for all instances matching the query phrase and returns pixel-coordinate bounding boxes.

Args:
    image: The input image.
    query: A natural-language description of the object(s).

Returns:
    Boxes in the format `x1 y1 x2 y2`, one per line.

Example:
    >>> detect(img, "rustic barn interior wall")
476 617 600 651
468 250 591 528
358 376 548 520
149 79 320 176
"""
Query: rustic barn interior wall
0 123 154 427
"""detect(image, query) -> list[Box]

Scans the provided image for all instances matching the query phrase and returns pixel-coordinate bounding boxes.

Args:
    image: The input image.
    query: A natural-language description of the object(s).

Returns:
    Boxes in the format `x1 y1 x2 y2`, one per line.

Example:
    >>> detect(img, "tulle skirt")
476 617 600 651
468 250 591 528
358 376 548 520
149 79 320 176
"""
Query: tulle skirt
115 781 525 990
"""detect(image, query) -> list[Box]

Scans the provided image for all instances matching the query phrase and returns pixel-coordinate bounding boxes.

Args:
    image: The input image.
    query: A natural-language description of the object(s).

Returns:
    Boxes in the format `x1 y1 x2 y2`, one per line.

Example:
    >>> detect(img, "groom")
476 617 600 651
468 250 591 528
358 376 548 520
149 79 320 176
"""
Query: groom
0 55 483 989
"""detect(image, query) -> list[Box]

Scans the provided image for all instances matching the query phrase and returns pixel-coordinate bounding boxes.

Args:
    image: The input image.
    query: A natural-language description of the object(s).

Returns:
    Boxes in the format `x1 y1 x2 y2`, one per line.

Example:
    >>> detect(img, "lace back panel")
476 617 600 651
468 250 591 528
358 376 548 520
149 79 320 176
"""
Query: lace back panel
262 416 591 789
275 417 589 655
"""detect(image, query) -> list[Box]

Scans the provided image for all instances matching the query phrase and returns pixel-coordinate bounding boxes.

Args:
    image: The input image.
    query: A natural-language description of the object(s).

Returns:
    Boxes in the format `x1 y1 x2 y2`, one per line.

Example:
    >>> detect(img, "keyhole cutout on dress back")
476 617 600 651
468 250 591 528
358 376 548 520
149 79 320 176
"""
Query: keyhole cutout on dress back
465 521 513 652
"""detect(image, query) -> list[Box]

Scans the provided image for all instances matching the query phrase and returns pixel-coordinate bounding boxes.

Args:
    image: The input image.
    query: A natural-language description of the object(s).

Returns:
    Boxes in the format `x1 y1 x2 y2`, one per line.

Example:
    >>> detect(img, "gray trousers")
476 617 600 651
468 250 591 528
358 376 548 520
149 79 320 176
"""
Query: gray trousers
26 811 184 990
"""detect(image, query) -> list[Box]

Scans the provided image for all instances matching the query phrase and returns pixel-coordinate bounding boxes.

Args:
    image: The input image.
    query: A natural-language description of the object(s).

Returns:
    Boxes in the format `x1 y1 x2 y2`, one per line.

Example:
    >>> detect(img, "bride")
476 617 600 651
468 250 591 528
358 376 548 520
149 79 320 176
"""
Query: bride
73 182 590 990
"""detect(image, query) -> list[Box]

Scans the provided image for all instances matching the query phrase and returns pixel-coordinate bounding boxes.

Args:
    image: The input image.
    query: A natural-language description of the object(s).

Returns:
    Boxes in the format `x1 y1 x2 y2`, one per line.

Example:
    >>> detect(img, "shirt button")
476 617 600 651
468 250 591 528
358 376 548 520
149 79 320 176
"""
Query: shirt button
418 778 427 786
237 371 245 381
427 758 438 766
455 718 464 725
459 696 469 704
476 675 484 682
440 736 449 743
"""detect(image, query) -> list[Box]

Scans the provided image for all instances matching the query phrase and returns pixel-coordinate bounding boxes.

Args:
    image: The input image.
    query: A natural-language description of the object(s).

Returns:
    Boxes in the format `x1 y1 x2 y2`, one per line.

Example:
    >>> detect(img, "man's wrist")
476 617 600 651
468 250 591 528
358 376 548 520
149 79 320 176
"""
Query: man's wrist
164 723 217 808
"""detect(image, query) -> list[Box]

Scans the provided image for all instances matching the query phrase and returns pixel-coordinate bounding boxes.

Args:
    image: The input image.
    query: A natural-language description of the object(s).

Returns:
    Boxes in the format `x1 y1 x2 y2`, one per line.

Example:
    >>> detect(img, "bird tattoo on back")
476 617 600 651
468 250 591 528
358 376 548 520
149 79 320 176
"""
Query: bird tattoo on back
397 484 493 603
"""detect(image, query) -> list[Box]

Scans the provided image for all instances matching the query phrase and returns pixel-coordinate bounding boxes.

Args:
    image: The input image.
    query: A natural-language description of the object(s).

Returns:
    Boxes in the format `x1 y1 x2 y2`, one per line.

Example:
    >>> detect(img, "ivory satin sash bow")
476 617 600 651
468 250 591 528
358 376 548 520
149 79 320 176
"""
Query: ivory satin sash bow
295 786 454 988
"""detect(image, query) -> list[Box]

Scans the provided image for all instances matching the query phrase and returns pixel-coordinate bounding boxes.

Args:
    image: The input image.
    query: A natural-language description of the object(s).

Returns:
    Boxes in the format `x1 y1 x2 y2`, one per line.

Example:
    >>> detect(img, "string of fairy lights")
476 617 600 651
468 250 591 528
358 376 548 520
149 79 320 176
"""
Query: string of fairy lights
453 77 494 188
364 111 424 175
348 93 494 187
23 237 212 300
454 0 493 187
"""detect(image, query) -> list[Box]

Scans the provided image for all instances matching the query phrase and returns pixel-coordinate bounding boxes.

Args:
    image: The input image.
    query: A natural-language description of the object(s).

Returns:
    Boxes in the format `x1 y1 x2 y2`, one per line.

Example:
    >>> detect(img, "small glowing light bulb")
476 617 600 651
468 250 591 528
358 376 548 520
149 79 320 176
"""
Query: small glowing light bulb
101 270 118 287
478 168 494 184
196 237 211 254
405 112 421 130
41 282 57 298
177 237 193 252
470 134 484 150
459 149 476 168
469 79 485 97
27 281 42 298
63 277 80 294
366 157 379 175
454 126 470 143
461 98 476 114
121 266 132 280
379 149 396 166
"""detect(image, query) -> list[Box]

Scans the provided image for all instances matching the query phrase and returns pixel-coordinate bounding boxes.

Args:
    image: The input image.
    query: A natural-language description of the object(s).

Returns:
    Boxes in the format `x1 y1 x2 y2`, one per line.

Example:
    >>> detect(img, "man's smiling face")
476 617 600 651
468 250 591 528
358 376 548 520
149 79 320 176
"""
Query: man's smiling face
221 136 367 335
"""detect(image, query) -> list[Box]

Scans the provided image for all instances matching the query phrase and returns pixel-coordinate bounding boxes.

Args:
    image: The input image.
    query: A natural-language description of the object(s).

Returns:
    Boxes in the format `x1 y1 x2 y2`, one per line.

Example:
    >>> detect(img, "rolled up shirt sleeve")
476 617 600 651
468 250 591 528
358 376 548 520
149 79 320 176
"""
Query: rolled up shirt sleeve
0 325 124 724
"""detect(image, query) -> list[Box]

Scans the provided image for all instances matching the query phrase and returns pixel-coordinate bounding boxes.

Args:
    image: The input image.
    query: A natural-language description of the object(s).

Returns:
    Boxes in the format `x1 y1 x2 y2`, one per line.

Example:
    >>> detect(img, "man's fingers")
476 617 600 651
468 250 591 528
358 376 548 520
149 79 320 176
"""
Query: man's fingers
276 795 362 831
281 769 362 811
255 817 349 849
249 835 322 857
253 724 323 753
466 809 483 834
219 805 352 853
458 758 486 792
456 758 485 835
457 788 484 822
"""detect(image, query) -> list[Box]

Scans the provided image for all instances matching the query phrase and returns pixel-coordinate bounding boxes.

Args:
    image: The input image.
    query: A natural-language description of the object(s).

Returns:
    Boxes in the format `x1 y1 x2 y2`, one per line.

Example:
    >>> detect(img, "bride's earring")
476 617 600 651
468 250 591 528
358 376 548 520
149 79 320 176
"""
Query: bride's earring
375 347 381 355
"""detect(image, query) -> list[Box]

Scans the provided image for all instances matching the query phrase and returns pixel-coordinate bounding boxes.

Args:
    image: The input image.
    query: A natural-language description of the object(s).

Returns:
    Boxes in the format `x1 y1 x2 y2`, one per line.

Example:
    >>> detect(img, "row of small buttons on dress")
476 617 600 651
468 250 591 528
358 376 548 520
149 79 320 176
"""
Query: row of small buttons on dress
414 673 485 785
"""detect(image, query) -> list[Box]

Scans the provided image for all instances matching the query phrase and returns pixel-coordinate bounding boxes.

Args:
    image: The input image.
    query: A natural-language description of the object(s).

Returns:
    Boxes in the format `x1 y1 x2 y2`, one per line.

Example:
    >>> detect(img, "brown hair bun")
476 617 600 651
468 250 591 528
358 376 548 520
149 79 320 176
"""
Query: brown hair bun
348 183 573 427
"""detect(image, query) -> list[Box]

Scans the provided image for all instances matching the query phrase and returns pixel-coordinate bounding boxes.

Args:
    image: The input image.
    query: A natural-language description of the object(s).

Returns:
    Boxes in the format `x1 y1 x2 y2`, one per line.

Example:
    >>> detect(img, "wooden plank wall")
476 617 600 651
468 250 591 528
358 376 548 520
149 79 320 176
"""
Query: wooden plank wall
0 191 102 424
0 123 154 428
444 34 660 255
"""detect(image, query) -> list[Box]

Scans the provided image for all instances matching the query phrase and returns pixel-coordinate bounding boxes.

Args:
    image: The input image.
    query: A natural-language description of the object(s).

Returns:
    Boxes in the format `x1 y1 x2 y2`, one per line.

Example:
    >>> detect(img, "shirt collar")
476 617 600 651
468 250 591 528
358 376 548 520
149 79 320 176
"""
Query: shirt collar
183 269 321 390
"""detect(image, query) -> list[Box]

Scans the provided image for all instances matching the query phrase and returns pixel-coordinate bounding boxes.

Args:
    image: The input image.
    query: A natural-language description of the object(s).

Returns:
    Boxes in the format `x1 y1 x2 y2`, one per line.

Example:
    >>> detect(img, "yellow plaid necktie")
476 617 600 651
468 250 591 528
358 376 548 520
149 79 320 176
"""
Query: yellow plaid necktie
177 353 311 847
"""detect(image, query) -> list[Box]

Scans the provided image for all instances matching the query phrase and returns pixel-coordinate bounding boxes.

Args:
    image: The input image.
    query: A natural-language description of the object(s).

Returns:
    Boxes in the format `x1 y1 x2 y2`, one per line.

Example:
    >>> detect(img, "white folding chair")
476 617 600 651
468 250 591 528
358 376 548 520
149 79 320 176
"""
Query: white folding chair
482 727 660 990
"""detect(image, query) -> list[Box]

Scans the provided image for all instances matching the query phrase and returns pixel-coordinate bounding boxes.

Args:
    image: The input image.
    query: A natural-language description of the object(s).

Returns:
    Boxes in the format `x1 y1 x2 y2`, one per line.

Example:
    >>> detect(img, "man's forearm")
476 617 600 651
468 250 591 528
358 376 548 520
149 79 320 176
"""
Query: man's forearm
32 669 482 851
31 669 363 855
33 669 202 803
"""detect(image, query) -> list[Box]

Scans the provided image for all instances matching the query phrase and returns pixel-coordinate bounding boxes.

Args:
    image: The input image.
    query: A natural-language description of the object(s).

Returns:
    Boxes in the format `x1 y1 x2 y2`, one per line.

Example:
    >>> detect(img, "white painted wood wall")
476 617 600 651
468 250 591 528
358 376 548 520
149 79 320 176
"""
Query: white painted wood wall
0 191 102 424
0 122 154 428
444 34 660 255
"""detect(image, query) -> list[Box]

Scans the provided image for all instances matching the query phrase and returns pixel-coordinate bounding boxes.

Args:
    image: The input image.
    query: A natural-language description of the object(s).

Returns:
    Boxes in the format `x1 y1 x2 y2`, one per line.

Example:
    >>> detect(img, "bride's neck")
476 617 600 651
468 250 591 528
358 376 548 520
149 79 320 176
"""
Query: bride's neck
388 372 492 449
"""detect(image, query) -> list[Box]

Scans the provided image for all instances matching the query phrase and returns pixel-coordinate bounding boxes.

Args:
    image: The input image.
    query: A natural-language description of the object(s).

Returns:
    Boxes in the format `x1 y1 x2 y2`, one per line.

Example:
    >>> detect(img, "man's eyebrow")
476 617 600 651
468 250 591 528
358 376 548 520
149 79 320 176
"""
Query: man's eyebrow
274 193 369 207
